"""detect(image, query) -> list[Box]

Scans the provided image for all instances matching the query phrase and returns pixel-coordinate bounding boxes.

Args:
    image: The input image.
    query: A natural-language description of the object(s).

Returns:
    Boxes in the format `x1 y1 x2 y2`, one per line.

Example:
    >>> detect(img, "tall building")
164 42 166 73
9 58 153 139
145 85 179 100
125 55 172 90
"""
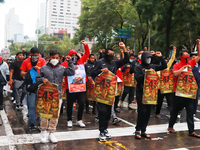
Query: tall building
45 0 81 39
4 8 24 46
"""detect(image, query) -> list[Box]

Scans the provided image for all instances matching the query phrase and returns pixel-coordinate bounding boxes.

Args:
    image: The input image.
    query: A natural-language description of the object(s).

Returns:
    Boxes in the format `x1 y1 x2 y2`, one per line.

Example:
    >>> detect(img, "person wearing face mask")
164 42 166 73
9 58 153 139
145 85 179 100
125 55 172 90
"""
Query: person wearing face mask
61 40 90 128
134 51 167 139
120 54 136 109
36 50 75 143
168 39 200 138
0 56 9 110
20 47 46 131
91 42 129 141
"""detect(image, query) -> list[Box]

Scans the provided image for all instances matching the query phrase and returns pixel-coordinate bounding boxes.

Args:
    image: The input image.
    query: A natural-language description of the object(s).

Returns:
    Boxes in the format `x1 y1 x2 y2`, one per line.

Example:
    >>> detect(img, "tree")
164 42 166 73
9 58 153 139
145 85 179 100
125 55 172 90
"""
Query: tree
0 0 5 4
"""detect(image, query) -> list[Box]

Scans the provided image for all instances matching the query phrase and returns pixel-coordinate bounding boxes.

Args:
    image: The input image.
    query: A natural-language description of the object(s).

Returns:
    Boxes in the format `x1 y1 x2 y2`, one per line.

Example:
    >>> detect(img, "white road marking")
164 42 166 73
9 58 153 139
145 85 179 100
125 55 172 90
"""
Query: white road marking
0 122 200 146
0 109 14 136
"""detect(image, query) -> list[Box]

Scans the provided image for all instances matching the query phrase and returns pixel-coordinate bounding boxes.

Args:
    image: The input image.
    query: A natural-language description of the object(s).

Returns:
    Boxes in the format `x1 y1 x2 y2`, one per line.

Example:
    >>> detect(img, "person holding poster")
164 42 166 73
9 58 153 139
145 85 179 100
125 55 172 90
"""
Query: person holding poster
20 47 46 131
168 39 200 138
36 50 75 143
155 46 176 118
134 51 167 139
91 42 129 141
190 53 200 121
61 40 90 128
85 54 96 114
121 54 136 109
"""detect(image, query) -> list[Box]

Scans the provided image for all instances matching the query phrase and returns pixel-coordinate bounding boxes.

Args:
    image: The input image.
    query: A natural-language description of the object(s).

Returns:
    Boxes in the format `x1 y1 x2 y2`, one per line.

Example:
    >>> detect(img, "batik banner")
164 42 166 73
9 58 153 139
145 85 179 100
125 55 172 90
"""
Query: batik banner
67 64 86 93
142 69 159 105
160 69 174 94
122 68 135 87
176 67 198 99
94 71 117 106
36 83 60 119
62 77 67 100
86 77 96 101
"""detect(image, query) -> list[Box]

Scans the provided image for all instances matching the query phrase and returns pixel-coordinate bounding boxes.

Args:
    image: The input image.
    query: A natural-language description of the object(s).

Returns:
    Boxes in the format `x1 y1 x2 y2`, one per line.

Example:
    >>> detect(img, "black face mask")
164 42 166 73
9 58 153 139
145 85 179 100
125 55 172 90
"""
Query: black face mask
105 54 114 62
71 56 78 65
31 56 38 67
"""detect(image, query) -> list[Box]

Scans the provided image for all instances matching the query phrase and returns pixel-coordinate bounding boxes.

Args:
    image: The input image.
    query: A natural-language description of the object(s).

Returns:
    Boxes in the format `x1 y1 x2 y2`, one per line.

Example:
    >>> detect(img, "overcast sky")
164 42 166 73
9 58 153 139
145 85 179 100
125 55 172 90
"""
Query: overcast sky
0 0 46 49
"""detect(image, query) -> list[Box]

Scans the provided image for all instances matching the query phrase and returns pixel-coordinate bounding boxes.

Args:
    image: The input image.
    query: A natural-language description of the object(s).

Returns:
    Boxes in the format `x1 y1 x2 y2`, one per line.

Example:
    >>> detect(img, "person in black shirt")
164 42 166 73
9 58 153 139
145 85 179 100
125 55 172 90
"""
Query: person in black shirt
91 42 129 141
85 54 96 114
8 52 25 110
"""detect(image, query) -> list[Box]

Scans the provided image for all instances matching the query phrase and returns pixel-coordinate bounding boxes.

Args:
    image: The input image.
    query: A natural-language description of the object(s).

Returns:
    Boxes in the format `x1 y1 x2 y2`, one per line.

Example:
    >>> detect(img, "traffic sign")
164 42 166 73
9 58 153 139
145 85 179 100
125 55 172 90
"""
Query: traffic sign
118 35 131 39
118 32 131 36
118 29 131 32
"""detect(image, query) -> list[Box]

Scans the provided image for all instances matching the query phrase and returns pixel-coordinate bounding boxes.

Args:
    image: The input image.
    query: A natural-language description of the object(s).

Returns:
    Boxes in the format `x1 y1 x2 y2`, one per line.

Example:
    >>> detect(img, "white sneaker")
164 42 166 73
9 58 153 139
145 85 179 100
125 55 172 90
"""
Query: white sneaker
49 133 58 143
194 115 200 121
40 130 47 143
177 114 181 119
77 120 85 128
67 120 73 127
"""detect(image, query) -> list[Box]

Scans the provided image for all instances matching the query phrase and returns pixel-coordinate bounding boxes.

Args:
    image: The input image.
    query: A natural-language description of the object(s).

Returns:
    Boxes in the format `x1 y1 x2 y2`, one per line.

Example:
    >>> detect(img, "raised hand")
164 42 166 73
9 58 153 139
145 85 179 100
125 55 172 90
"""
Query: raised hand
155 51 162 57
119 42 125 49
80 40 86 45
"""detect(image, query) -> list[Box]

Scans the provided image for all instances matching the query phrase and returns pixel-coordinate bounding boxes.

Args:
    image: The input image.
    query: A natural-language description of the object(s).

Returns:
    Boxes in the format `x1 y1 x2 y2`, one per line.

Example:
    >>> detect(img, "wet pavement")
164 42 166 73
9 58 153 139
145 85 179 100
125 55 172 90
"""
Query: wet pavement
1 93 200 150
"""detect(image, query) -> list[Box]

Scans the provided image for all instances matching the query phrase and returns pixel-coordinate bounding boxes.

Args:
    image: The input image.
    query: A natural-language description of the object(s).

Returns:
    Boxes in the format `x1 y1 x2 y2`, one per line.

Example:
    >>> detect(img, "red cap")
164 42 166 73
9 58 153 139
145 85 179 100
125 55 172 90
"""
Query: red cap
0 56 2 61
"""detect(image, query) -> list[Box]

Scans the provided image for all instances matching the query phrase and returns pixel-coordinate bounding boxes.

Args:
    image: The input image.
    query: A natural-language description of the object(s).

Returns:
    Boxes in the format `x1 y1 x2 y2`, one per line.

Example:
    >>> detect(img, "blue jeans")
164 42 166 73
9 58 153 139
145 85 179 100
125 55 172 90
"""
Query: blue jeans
27 92 40 125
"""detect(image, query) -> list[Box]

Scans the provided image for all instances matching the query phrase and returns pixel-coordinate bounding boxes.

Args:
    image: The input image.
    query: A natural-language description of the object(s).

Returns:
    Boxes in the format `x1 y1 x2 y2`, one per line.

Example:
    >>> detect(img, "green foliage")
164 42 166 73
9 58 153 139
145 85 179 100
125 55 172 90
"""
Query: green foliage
73 0 200 56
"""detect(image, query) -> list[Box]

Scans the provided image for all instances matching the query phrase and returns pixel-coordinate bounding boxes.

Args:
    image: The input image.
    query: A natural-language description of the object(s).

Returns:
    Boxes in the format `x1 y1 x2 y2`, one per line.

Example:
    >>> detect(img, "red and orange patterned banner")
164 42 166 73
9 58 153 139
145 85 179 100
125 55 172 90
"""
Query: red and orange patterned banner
86 77 96 101
176 67 198 99
122 68 135 87
94 71 117 106
36 83 60 119
160 69 174 94
143 69 159 105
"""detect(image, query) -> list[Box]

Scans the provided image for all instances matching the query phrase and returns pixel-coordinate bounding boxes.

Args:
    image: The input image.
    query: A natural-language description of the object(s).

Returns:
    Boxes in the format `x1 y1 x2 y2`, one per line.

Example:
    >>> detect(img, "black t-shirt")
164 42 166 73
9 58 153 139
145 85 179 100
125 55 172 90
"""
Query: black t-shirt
10 60 23 80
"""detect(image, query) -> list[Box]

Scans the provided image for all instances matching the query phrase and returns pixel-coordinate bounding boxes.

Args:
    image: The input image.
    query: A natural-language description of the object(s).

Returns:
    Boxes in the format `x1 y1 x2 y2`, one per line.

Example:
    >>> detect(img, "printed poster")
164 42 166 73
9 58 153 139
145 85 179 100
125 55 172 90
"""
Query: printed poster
67 64 86 93
62 77 67 100
117 77 123 96
142 69 159 105
36 83 60 119
160 69 174 94
122 68 135 87
94 71 117 106
176 67 198 99
86 77 96 101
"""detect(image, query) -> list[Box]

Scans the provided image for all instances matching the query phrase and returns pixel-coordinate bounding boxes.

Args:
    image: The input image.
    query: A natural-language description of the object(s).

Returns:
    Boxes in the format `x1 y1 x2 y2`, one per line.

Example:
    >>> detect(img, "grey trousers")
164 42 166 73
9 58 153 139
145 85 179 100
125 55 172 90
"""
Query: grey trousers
14 80 26 106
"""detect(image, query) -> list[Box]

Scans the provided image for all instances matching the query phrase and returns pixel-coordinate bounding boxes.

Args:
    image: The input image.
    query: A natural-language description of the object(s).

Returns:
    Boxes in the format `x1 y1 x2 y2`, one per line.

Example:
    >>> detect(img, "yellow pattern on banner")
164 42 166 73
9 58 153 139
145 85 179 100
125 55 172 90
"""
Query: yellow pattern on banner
99 141 130 150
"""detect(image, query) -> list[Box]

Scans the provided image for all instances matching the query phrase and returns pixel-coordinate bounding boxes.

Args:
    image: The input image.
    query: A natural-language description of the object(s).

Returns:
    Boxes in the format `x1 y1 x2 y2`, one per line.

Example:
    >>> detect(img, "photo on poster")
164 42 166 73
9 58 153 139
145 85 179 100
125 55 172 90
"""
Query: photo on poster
36 83 60 119
142 69 159 105
94 71 117 106
176 67 198 99
160 69 174 94
86 77 96 101
122 68 135 87
67 64 86 93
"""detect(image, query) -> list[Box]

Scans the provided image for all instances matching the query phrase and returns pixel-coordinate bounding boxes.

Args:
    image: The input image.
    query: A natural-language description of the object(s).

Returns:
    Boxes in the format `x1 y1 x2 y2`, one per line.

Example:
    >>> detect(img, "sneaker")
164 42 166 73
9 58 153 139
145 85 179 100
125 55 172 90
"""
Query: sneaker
0 105 3 110
20 104 24 110
38 124 41 131
29 124 36 131
177 114 181 119
119 101 123 107
16 105 20 111
112 118 121 125
49 133 58 143
194 115 200 121
99 132 106 141
67 120 73 127
77 120 85 128
104 130 111 139
40 130 47 143
95 117 99 122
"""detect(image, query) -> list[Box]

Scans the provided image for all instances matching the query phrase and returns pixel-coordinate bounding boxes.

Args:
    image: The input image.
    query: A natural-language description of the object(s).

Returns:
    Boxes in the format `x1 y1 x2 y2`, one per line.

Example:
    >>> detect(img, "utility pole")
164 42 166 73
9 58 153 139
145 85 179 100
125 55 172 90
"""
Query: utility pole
148 20 151 51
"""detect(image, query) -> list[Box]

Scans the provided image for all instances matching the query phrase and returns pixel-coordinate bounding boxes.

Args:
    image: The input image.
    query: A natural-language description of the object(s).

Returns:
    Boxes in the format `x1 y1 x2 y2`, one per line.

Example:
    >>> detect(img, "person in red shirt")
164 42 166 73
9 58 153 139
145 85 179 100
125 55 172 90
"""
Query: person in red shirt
20 47 46 131
168 39 200 138
61 40 90 128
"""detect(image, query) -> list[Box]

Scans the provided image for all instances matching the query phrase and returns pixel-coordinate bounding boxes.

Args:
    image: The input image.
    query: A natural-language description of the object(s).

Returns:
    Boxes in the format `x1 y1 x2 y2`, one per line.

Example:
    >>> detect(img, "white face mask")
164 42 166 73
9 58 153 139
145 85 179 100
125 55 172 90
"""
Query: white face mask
138 54 141 60
50 59 59 66
145 58 151 64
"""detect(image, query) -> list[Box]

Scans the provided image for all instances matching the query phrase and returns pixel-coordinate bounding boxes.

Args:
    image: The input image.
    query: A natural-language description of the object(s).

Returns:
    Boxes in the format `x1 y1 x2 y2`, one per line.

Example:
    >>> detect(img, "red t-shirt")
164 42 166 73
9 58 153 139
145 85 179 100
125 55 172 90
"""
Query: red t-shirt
173 59 196 92
20 57 46 72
